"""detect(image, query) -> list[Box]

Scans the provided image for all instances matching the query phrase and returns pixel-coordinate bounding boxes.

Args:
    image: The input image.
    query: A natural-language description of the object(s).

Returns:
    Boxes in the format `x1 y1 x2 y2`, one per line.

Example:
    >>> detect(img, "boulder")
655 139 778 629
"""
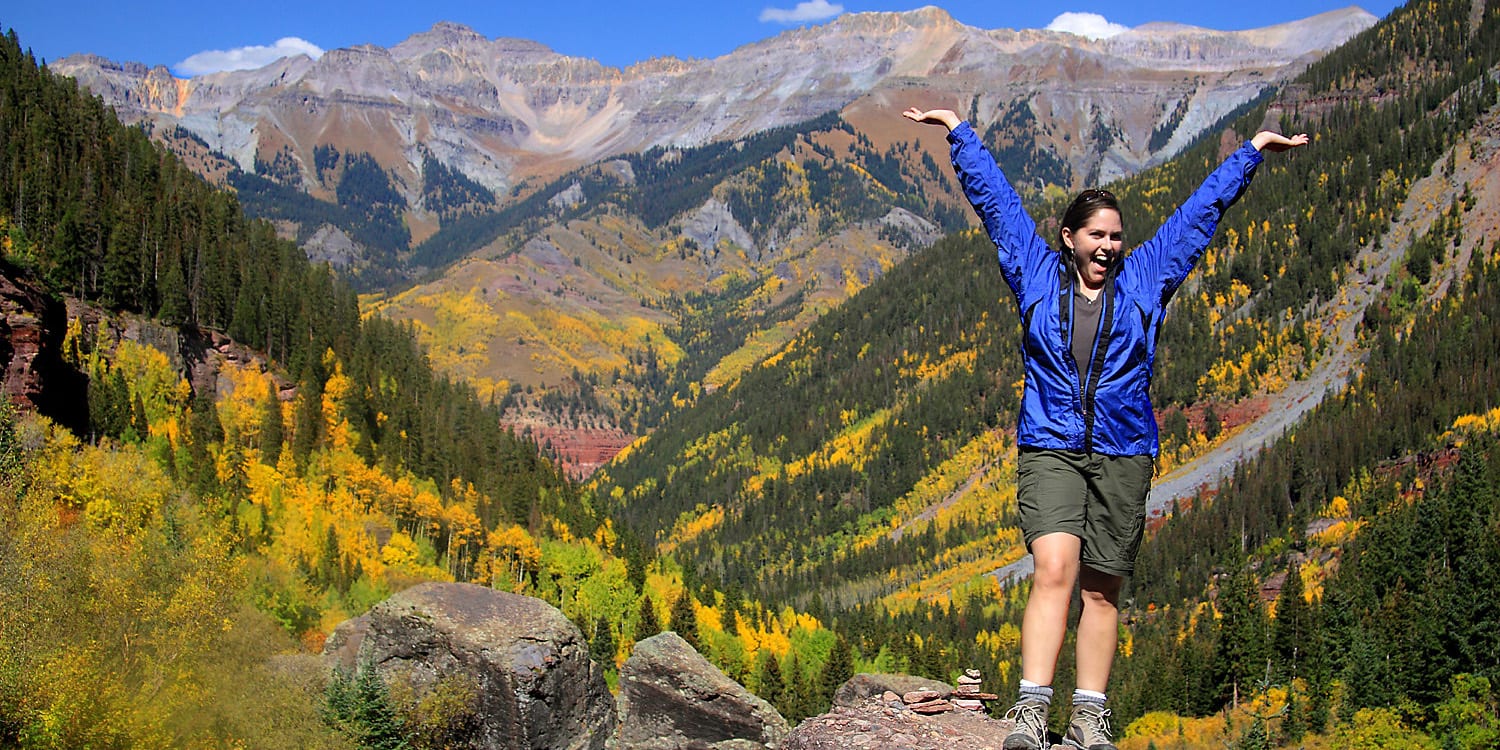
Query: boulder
611 631 788 750
832 673 954 708
324 582 614 750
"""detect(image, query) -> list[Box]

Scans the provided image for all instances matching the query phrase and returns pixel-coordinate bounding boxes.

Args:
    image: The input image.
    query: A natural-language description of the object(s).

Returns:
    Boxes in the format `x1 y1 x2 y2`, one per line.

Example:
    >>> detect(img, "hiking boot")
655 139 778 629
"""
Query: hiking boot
1002 697 1050 750
1064 702 1117 750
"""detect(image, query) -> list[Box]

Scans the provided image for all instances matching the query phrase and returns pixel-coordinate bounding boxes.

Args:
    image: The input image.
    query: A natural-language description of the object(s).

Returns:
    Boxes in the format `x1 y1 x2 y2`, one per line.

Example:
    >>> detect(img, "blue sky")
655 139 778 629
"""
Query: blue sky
6 0 1407 77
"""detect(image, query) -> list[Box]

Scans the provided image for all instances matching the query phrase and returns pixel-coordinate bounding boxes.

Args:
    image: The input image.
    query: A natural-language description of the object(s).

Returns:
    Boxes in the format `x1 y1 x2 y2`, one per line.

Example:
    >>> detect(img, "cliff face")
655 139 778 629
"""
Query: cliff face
51 8 1376 199
0 265 87 433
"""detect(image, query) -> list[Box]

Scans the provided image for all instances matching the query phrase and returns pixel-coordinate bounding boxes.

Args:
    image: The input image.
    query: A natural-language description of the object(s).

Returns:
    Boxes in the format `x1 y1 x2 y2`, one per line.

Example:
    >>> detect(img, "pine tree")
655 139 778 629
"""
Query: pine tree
1271 560 1311 681
323 661 409 749
1213 566 1268 708
637 595 660 639
590 616 616 667
350 661 408 750
670 590 698 650
820 634 855 708
756 651 785 712
1280 683 1306 745
259 380 284 461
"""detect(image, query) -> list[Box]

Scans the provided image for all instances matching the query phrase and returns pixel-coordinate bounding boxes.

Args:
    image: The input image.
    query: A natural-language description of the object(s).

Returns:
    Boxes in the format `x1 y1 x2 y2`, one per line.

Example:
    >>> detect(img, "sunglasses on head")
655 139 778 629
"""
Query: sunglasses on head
1079 188 1116 201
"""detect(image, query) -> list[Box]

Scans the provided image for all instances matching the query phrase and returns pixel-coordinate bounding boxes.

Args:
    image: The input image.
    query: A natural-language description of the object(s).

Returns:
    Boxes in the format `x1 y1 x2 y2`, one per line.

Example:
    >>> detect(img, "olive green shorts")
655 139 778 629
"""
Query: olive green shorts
1015 448 1155 577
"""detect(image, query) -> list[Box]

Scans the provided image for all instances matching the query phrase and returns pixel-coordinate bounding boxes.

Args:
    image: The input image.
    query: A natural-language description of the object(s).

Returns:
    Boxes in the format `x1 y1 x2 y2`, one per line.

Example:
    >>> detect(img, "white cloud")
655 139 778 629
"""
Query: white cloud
175 37 324 76
1045 12 1130 40
760 0 845 24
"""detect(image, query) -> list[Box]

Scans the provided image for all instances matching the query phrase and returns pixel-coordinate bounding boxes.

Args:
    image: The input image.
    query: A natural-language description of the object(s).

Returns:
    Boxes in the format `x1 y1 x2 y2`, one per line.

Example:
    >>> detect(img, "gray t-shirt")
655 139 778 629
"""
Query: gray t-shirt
1072 290 1103 381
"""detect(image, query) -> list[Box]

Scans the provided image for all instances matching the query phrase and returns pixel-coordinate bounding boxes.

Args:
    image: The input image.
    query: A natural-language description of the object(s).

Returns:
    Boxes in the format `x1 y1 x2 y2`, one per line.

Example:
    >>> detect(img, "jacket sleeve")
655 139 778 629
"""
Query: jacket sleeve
947 121 1052 297
1131 141 1265 303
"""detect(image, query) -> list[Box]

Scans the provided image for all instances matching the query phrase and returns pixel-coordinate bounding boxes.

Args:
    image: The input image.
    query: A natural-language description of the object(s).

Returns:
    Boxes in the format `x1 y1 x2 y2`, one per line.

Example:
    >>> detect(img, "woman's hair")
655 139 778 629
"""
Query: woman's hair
1059 188 1120 246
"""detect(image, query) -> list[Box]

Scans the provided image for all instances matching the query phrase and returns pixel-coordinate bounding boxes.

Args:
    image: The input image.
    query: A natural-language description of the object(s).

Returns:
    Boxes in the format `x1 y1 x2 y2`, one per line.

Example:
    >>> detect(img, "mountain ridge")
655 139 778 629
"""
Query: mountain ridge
44 6 1378 474
53 7 1376 194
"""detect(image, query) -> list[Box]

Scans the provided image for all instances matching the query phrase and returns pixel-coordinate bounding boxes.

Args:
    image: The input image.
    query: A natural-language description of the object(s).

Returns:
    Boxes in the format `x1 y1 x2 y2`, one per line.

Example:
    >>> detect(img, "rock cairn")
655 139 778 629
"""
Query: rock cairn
898 669 998 714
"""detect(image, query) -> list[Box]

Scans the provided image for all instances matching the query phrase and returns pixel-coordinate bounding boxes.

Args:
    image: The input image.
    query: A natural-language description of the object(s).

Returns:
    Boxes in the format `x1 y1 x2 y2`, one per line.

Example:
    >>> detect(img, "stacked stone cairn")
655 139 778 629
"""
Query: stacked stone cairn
898 669 999 714
953 669 988 711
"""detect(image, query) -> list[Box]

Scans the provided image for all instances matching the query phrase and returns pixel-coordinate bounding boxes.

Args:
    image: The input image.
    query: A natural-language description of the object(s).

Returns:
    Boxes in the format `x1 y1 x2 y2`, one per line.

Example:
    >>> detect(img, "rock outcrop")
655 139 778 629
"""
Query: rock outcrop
611 631 788 750
786 692 1028 750
0 266 87 431
324 582 615 750
832 672 954 708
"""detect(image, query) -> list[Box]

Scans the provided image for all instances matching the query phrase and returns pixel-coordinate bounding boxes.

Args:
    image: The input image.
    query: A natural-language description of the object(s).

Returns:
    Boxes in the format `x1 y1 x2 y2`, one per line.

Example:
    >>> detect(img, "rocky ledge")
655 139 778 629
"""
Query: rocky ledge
785 692 1017 750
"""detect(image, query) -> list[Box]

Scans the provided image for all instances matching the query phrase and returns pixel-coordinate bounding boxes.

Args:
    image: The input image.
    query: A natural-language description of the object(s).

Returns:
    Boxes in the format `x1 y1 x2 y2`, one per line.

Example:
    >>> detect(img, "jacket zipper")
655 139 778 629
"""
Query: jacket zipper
1064 269 1116 453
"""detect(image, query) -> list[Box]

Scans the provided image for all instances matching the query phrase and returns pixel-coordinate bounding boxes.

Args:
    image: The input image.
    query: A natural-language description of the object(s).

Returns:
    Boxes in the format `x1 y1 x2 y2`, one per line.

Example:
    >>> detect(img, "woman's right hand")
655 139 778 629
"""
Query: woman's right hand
902 107 960 131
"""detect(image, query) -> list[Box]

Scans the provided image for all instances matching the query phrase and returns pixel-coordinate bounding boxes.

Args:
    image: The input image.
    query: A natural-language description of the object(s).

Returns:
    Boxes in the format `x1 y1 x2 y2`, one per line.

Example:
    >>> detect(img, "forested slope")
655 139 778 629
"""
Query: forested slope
593 0 1500 744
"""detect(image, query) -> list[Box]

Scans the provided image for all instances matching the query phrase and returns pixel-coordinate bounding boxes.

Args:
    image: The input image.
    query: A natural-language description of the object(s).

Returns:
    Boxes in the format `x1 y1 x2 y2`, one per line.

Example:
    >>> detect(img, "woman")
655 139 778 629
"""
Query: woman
904 106 1306 750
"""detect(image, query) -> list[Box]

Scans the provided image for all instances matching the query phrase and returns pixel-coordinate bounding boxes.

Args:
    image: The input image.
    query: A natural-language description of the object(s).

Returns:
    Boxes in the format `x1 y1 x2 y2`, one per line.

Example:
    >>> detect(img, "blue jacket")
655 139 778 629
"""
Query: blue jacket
947 121 1264 456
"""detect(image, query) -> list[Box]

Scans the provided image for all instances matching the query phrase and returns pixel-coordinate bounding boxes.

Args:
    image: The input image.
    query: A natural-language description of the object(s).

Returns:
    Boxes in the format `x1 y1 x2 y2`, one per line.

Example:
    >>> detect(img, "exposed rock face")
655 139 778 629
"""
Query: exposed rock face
611 631 788 750
51 8 1377 198
0 266 87 431
832 673 954 708
324 582 615 750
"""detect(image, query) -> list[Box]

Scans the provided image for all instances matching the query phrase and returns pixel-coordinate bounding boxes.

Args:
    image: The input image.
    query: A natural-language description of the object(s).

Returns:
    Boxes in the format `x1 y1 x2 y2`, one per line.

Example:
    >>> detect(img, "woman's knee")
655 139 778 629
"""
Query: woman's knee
1032 556 1078 591
1078 568 1124 607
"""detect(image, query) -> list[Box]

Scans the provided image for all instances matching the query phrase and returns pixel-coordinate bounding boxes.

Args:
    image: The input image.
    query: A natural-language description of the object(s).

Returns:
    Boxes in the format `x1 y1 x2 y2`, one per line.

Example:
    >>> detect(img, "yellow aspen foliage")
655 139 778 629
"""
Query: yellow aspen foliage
1327 495 1352 518
42 440 171 531
443 502 484 582
216 361 276 447
1299 558 1326 602
109 340 192 433
320 359 357 451
485 524 542 592
695 599 723 636
381 531 421 569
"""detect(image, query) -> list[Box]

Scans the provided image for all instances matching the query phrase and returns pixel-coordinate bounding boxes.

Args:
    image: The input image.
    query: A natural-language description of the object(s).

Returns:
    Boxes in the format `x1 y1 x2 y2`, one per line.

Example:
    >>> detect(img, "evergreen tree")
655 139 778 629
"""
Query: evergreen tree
820 634 855 709
590 616 616 667
259 380 285 461
128 392 149 443
1213 566 1268 708
1280 683 1306 746
756 652 785 713
637 595 660 639
1270 560 1311 682
324 661 409 750
670 590 698 650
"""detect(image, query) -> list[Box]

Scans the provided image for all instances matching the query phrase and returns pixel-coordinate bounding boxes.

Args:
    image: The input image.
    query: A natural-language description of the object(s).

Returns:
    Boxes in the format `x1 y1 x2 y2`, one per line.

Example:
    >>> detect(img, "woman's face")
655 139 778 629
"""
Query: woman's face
1061 208 1123 291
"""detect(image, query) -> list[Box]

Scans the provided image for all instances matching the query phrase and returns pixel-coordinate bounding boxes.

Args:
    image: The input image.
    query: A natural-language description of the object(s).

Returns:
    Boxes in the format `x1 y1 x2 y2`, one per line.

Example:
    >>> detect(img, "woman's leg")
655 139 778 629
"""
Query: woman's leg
1074 564 1124 692
1020 531 1082 685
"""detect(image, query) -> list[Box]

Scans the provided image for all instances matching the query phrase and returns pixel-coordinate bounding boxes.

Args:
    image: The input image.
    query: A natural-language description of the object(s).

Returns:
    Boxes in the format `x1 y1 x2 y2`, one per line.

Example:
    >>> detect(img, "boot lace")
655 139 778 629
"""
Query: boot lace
1074 705 1114 744
1004 700 1049 745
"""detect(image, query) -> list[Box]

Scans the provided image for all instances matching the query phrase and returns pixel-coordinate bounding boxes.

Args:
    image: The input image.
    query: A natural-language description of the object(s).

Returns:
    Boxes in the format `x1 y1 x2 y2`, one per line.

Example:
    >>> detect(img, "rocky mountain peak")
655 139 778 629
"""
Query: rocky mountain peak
824 6 961 34
53 6 1375 196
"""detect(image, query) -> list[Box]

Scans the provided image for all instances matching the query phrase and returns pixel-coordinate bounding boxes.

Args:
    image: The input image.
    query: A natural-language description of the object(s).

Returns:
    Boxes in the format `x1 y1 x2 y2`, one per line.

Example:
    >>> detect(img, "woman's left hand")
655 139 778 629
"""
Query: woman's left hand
1251 131 1310 152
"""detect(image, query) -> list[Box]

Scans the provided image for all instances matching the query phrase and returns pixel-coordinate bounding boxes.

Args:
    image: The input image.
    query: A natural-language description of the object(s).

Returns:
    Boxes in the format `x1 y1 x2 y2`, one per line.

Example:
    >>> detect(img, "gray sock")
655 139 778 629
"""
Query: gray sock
1072 688 1107 707
1019 681 1054 705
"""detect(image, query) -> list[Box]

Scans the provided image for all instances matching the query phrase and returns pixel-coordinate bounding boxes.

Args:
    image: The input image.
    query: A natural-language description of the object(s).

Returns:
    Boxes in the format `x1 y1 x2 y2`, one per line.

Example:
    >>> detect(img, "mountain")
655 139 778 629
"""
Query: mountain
46 10 1377 474
588 0 1500 688
53 7 1375 203
9 0 1500 744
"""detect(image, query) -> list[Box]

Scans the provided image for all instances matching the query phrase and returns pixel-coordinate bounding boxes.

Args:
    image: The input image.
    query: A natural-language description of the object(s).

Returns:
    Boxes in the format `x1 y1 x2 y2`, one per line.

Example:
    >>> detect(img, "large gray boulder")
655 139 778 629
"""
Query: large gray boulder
324 582 615 750
611 631 788 750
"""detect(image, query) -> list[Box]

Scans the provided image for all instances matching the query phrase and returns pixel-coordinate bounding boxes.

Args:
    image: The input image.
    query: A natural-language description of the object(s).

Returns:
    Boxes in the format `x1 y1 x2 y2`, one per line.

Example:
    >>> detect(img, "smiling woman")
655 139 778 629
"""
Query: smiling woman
903 104 1306 750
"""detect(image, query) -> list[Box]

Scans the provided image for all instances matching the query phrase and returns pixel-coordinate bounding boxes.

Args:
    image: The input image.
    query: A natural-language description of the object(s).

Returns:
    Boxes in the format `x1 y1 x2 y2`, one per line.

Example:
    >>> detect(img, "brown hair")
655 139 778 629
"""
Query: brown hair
1059 188 1120 246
